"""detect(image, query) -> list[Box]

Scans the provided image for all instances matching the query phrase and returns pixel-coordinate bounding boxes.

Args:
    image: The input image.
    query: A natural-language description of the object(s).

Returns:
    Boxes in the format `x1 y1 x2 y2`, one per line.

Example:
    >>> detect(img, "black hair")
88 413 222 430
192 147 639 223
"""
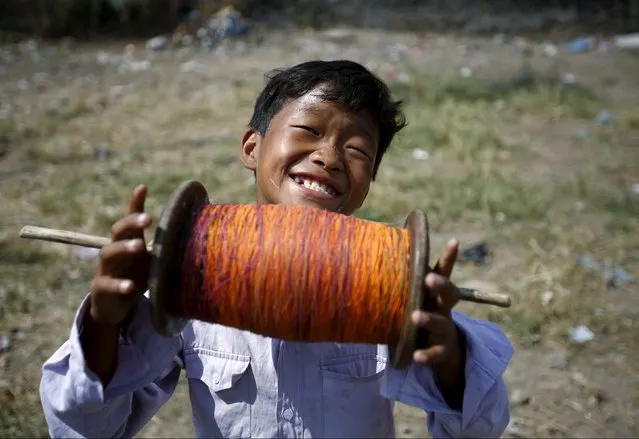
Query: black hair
248 60 406 180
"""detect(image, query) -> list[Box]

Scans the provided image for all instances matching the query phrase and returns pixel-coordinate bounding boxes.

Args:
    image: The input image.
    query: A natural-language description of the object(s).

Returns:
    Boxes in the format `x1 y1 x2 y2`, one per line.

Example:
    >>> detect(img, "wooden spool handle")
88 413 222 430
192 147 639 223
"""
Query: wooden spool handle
19 225 154 251
18 224 512 309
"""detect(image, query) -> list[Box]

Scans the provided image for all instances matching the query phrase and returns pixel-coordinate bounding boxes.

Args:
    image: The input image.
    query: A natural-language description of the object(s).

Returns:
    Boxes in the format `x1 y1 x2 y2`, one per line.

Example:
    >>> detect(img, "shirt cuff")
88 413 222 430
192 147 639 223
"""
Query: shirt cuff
381 310 514 423
68 292 182 403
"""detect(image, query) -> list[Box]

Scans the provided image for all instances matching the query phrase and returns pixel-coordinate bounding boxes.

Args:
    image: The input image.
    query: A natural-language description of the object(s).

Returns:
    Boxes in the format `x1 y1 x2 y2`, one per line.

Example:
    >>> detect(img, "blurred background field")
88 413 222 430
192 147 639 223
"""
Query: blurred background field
0 1 638 437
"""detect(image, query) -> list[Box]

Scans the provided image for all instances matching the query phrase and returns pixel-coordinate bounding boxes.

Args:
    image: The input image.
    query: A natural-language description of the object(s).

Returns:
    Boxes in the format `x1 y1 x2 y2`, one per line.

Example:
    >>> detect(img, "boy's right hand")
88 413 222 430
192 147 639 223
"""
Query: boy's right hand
88 184 152 328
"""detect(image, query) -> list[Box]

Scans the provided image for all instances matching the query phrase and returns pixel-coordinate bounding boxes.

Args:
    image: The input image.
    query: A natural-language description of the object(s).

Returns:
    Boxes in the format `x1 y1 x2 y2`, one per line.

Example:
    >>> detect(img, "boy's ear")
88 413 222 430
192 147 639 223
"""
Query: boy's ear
240 129 260 171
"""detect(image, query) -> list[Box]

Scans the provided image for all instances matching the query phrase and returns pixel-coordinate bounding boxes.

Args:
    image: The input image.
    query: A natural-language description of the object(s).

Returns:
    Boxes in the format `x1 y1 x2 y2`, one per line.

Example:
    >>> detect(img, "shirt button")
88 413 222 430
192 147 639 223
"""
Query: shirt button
212 373 220 384
282 408 294 421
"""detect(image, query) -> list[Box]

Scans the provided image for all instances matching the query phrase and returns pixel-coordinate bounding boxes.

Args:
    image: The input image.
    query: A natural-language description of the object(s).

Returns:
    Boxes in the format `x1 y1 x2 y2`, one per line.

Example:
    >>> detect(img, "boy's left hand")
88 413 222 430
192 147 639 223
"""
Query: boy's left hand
411 238 466 406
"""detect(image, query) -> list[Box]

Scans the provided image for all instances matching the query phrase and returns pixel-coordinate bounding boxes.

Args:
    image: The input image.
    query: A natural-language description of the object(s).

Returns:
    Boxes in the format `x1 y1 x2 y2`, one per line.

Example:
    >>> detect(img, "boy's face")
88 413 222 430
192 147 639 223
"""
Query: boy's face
241 86 379 215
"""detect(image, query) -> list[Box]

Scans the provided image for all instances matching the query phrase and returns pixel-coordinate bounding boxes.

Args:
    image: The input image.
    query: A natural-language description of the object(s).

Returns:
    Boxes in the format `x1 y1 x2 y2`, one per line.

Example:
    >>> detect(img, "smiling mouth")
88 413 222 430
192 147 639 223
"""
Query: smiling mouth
290 175 340 197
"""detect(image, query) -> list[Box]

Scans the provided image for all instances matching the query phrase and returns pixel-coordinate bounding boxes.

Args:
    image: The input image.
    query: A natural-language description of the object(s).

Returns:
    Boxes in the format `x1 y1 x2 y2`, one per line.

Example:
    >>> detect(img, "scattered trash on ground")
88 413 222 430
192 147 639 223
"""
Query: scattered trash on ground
459 242 489 265
568 37 596 53
459 67 472 77
146 35 170 52
510 388 531 407
542 42 558 57
576 255 631 288
598 41 614 52
94 147 109 161
505 419 523 437
180 60 206 73
570 325 595 344
0 334 10 353
541 290 554 306
613 33 639 50
77 247 100 262
576 126 591 140
561 73 576 84
169 5 250 53
207 6 250 40
96 51 123 67
411 149 429 160
118 60 151 73
595 109 614 126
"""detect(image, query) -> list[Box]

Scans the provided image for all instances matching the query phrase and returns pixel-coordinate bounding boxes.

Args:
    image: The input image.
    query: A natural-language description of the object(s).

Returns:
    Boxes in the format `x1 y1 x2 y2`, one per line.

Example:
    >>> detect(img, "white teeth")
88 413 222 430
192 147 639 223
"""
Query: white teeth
293 176 337 196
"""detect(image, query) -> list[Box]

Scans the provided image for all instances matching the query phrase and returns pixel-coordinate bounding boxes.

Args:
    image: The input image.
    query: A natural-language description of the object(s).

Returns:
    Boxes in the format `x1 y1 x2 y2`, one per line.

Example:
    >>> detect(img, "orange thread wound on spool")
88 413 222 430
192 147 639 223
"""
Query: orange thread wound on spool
179 204 411 344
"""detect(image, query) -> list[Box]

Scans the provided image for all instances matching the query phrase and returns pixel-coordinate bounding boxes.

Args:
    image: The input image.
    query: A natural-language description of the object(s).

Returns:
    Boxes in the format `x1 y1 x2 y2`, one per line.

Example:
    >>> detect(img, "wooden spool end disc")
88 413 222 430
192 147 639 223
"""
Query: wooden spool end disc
149 180 209 337
388 210 431 369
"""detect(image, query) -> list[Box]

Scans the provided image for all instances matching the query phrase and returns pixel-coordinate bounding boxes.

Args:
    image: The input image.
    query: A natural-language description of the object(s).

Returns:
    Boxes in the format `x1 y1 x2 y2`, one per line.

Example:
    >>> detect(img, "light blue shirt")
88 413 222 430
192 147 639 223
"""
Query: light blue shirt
40 292 514 438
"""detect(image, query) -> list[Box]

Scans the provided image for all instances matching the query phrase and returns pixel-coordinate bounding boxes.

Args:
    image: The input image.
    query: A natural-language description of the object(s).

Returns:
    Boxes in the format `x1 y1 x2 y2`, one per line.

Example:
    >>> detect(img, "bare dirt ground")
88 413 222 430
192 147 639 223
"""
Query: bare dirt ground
1 22 638 439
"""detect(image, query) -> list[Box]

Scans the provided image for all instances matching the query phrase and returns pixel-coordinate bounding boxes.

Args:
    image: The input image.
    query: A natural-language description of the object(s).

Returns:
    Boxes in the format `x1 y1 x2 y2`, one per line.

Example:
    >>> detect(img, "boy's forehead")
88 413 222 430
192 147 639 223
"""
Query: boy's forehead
284 91 374 123
287 92 332 117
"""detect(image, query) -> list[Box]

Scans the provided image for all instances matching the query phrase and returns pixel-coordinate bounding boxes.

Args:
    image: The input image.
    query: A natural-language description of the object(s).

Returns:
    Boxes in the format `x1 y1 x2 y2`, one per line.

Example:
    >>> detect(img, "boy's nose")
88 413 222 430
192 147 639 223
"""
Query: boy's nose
310 146 344 172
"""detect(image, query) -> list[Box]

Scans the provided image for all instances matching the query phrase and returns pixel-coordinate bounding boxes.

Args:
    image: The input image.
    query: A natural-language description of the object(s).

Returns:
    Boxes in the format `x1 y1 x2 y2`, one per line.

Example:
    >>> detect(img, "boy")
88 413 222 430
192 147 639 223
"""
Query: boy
40 60 513 438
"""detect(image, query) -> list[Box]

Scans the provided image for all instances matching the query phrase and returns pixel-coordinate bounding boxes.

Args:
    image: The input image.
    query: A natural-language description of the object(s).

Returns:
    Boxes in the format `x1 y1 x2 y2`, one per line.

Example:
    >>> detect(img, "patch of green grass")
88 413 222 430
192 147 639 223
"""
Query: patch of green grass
446 171 554 220
618 107 639 130
605 215 637 234
44 104 92 123
25 147 91 164
145 172 213 201
33 174 92 228
568 172 639 219
353 207 393 223
396 100 506 162
0 239 57 266
0 102 93 166
166 107 216 126
507 80 601 120
0 239 69 318
214 150 241 167
24 104 92 146
390 73 602 121
366 169 556 230
0 282 39 316
0 118 17 143
0 392 49 438
390 74 502 106
597 190 639 216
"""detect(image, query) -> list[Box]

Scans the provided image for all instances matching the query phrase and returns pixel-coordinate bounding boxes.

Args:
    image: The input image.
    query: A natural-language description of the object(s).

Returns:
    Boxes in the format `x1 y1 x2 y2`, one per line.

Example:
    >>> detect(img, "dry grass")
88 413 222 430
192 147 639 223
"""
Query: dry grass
0 31 638 438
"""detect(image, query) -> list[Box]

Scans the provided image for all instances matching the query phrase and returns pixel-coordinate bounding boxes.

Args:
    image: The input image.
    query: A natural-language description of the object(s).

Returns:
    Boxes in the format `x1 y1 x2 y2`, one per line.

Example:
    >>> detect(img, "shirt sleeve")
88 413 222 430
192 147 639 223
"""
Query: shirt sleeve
39 292 184 438
381 310 514 438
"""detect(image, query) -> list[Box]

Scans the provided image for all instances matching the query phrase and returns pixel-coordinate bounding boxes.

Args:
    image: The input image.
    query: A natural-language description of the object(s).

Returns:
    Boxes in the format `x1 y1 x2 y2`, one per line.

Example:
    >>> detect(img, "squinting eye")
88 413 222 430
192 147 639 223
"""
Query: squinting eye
347 146 372 161
292 125 320 136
